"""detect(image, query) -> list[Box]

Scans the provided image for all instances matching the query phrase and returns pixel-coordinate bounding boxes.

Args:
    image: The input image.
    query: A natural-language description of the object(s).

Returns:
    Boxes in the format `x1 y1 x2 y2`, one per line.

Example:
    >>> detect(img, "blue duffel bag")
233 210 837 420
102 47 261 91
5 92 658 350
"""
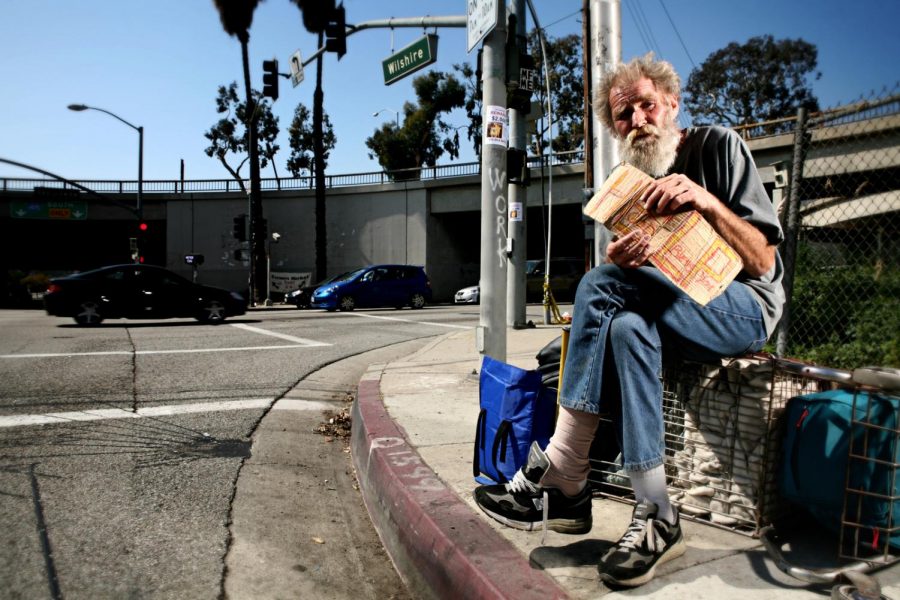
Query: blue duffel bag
473 355 557 484
780 389 900 549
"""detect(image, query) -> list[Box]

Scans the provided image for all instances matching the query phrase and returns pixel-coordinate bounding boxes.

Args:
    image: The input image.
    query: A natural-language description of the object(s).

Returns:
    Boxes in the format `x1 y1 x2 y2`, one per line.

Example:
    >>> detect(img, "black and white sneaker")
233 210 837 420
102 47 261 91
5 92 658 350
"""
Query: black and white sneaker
473 441 593 534
597 500 686 587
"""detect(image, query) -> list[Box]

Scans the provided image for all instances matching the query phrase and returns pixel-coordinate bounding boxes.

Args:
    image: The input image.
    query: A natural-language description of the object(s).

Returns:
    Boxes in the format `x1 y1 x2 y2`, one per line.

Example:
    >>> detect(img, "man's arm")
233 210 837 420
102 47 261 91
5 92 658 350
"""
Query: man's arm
640 173 776 277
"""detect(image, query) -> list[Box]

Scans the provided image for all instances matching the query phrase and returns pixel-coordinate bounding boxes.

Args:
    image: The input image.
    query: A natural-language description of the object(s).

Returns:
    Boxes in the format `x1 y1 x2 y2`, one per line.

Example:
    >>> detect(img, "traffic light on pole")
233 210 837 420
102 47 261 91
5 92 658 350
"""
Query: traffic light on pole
324 4 346 59
262 59 279 101
134 221 149 264
298 0 333 33
233 214 247 241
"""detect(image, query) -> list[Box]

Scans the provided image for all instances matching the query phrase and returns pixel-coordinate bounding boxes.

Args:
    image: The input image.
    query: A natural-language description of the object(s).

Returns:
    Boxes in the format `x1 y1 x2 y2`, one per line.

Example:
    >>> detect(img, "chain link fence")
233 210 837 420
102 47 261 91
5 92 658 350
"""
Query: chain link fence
772 87 900 369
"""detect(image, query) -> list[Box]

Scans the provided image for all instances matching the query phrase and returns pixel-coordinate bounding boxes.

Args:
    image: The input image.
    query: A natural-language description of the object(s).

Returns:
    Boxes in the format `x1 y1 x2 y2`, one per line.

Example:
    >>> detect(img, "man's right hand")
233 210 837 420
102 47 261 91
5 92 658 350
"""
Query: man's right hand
607 230 652 268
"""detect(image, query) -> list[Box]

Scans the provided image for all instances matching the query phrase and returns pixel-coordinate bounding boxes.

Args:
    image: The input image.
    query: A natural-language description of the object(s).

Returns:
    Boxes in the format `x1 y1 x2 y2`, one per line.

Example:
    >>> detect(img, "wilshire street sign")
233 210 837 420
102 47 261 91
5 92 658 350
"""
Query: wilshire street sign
381 34 438 86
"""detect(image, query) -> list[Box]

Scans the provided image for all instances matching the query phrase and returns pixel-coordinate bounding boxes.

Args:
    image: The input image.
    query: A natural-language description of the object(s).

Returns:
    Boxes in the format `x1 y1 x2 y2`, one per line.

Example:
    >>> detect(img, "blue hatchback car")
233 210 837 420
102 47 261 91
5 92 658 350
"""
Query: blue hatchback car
310 264 432 311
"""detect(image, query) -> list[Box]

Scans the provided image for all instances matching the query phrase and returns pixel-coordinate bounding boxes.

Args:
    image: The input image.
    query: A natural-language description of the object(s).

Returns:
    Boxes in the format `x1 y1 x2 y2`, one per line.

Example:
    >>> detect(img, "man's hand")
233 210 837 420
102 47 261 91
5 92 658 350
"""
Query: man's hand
640 174 776 276
640 173 715 215
607 230 652 268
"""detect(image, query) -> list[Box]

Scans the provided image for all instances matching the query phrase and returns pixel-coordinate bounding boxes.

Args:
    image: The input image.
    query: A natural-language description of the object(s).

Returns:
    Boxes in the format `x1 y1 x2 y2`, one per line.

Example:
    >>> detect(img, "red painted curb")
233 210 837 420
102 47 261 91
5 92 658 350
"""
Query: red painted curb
352 377 570 600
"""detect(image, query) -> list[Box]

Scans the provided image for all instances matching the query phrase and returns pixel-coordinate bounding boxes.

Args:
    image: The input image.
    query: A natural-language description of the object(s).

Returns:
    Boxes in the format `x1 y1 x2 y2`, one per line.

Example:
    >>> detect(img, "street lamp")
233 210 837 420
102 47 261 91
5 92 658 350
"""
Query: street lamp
68 103 144 218
373 108 400 128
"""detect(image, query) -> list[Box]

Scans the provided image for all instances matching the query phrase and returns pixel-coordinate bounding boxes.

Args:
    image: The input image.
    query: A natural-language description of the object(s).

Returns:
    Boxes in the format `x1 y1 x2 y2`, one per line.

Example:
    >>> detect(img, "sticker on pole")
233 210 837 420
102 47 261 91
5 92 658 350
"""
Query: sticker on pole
467 0 498 53
484 105 508 147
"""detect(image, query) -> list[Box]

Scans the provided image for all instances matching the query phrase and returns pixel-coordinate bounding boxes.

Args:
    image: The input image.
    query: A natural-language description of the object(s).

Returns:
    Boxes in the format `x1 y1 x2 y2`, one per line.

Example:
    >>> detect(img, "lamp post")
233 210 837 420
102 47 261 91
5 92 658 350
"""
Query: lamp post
266 232 281 306
373 108 400 128
68 104 143 218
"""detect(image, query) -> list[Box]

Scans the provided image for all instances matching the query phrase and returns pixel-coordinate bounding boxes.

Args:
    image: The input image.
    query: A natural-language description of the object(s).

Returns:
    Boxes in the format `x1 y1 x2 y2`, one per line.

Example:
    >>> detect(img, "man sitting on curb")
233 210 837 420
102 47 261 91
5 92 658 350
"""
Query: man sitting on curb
474 53 785 588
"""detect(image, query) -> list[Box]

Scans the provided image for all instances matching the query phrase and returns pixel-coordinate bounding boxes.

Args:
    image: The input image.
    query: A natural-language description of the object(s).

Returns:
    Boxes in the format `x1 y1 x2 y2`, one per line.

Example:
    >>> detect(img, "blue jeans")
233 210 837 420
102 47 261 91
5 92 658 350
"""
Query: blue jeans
558 265 767 472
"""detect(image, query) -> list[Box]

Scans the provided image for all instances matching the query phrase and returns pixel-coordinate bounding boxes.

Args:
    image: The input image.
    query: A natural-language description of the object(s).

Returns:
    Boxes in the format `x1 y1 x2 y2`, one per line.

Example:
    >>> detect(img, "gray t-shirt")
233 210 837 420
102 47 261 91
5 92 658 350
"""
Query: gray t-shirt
669 125 785 336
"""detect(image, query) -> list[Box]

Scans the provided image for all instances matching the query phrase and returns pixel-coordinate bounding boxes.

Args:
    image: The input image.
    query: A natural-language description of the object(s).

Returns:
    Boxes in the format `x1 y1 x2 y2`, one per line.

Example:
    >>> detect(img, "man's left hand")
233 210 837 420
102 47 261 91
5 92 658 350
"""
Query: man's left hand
641 174 716 215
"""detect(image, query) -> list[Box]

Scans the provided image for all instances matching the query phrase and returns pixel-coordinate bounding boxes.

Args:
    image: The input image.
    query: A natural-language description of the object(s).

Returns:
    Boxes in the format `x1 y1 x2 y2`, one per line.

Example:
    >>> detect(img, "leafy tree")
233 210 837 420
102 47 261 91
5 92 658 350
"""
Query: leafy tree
286 103 336 178
452 62 482 159
203 82 280 193
454 33 585 159
365 71 465 180
684 35 821 128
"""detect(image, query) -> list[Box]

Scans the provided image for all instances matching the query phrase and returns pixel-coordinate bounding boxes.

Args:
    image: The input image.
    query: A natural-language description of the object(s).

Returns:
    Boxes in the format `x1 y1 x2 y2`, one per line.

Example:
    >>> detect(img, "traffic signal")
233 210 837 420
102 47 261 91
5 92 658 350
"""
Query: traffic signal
233 214 247 241
324 4 346 59
262 59 279 101
297 0 334 33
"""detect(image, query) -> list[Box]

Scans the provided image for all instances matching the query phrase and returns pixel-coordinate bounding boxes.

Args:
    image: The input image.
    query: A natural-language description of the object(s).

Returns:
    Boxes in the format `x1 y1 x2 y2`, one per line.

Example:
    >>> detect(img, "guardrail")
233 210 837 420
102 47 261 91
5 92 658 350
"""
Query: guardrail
0 150 584 195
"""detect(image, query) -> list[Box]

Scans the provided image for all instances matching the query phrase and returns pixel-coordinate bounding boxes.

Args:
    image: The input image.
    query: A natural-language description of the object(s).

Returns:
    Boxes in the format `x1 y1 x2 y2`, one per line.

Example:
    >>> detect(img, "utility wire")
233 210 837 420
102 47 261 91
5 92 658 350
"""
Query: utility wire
658 0 696 68
537 9 580 32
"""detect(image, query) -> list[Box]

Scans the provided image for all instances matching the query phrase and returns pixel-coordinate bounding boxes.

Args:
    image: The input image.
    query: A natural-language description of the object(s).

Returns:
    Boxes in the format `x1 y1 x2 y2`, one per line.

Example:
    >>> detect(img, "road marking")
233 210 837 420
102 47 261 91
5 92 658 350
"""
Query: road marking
271 399 339 411
0 398 273 429
230 323 331 345
0 344 327 359
345 312 472 329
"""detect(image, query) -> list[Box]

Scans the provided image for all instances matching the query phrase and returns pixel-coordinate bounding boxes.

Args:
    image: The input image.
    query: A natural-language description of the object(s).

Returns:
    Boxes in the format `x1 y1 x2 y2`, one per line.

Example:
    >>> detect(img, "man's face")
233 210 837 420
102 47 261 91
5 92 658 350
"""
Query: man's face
608 76 681 176
609 77 677 140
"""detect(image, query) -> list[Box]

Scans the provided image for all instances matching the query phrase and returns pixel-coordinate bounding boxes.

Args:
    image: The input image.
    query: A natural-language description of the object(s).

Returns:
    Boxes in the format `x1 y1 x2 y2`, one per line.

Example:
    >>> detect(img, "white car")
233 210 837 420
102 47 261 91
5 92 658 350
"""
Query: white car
454 285 479 304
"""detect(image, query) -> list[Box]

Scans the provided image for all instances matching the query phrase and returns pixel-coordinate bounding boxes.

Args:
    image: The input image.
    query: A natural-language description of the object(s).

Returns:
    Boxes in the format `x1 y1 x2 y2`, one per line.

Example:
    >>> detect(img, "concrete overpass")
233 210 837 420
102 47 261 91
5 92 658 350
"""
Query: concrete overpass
2 104 897 302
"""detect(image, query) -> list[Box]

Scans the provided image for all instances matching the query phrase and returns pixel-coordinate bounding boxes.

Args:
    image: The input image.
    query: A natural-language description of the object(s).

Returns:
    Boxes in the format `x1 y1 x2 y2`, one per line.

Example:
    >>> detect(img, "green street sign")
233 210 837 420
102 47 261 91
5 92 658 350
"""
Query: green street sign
382 34 438 86
11 200 88 220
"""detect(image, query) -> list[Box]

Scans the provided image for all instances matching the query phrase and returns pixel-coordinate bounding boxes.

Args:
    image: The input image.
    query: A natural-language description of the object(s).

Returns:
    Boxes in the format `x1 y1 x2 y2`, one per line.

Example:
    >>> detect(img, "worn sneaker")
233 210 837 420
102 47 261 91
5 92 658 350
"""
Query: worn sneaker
473 441 593 534
597 500 686 587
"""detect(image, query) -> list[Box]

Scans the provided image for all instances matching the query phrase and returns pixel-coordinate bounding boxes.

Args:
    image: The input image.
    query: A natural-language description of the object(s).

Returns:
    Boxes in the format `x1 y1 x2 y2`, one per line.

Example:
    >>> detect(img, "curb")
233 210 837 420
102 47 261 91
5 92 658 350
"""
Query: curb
351 368 570 600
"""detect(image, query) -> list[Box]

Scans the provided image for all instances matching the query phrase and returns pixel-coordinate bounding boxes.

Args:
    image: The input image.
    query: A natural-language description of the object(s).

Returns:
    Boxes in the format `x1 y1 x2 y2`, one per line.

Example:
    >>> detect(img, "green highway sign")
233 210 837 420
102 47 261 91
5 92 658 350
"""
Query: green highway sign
11 200 88 220
382 34 438 86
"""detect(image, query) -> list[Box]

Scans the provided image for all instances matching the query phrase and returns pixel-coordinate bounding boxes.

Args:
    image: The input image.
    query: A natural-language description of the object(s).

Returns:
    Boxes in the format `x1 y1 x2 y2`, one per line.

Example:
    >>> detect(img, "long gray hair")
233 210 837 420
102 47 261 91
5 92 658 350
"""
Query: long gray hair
594 53 681 132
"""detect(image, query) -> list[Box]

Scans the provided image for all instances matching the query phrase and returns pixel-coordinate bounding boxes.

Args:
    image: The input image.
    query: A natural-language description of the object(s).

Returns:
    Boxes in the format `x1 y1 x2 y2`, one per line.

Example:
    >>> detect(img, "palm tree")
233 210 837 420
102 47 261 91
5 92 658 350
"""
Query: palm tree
212 0 266 305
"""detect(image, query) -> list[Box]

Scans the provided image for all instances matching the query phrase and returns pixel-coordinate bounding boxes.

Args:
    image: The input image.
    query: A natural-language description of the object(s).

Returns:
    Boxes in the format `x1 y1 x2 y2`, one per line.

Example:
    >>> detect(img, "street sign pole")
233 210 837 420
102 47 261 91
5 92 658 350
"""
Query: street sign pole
477 0 507 361
507 0 528 329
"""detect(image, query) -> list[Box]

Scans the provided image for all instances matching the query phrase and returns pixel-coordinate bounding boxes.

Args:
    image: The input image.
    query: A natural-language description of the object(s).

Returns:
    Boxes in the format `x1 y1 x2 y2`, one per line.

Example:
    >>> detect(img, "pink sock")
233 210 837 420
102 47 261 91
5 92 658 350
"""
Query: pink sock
541 406 601 497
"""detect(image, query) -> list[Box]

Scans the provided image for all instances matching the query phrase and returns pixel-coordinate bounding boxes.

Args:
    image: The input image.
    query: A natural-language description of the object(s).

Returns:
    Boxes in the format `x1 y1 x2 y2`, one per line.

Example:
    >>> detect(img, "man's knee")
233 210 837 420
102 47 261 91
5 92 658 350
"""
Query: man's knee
610 311 657 348
576 264 625 299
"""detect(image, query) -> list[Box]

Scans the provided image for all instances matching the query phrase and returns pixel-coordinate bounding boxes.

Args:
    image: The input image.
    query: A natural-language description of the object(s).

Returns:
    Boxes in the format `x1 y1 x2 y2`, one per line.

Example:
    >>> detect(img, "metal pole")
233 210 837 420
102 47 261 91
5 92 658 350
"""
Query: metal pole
314 31 327 283
507 0 527 329
590 0 620 266
776 107 809 356
478 3 508 360
266 241 272 306
581 0 594 271
137 125 144 219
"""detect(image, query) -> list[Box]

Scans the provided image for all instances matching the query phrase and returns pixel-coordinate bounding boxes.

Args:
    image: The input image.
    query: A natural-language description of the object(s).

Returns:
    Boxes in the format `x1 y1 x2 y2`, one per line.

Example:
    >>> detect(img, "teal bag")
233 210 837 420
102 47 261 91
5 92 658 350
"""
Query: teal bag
473 355 556 484
780 389 899 548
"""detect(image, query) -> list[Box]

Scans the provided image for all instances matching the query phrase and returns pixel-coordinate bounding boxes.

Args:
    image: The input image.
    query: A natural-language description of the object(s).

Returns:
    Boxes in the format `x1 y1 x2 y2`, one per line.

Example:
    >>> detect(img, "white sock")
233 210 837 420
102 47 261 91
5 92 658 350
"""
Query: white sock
541 407 601 497
627 465 676 524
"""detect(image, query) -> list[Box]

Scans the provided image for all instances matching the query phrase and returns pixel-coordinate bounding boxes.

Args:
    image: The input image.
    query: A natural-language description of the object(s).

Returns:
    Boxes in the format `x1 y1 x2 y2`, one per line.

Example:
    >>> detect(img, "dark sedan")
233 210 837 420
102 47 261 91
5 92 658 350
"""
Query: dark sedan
44 264 247 325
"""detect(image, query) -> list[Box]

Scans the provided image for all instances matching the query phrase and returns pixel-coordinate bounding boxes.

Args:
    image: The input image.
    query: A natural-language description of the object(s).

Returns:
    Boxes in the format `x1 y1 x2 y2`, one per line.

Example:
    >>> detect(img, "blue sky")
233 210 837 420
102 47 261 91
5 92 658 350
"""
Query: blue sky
1 0 898 182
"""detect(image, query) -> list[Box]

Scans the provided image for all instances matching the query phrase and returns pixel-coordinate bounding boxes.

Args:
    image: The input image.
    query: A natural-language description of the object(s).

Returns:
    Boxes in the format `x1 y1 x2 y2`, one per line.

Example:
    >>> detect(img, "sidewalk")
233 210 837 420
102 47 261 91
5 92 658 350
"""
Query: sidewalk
351 324 900 599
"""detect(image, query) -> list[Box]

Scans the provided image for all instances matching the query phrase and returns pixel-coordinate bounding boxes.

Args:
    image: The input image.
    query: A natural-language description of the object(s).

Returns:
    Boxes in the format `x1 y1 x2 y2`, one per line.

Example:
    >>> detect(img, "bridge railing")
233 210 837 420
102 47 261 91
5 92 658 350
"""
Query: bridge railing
0 150 584 195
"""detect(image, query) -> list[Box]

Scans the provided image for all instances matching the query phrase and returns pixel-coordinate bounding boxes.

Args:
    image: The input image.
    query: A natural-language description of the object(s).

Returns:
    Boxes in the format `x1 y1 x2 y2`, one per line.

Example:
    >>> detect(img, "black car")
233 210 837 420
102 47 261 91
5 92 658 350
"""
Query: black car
44 264 247 325
285 271 351 309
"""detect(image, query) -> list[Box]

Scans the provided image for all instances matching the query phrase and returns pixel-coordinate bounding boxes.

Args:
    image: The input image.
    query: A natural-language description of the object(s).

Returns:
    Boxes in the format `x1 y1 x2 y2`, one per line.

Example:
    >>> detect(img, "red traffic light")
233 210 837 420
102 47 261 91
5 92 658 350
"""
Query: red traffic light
139 222 148 232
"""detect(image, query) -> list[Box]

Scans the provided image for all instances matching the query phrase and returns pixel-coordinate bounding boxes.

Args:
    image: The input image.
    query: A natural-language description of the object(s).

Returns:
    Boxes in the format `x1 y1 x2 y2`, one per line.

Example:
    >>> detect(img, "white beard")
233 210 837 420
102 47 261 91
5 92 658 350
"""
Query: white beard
617 120 681 177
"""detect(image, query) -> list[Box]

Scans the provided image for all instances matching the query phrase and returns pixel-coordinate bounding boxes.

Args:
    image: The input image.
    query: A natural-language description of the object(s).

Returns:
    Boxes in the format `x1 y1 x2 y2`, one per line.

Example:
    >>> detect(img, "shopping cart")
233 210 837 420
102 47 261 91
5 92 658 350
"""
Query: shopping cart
759 362 900 599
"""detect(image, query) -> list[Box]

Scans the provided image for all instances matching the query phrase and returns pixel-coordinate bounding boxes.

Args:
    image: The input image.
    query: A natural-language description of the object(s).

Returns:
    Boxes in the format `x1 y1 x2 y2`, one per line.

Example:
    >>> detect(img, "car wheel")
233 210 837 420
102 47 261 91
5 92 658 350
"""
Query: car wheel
197 299 226 323
410 293 426 309
74 300 103 326
338 296 356 311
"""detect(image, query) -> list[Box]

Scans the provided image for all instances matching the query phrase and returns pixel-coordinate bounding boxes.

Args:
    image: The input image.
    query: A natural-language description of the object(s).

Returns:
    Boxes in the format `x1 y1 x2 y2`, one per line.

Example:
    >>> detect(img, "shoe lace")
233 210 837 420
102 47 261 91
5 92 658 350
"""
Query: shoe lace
505 471 550 545
506 469 540 494
617 517 661 553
